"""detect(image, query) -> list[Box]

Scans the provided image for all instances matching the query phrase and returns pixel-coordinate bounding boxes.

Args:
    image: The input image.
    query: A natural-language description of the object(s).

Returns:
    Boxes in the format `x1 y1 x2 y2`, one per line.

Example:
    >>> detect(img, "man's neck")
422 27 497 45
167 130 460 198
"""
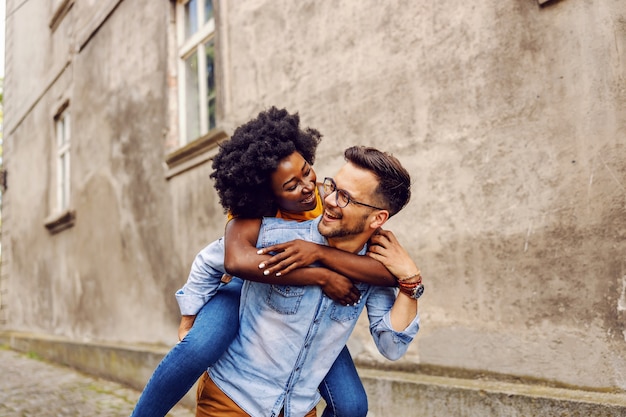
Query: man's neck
327 235 370 254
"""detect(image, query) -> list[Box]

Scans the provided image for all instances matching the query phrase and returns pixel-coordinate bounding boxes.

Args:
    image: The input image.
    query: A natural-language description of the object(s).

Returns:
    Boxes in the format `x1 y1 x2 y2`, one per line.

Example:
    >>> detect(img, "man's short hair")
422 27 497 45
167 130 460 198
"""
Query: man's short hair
343 146 411 216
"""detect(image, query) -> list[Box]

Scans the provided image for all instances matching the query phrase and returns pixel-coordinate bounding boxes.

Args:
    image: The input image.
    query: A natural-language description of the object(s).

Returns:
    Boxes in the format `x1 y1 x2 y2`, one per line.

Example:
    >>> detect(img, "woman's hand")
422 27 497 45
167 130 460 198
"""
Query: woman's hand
318 269 362 306
178 315 196 342
257 240 361 305
257 239 323 276
366 229 420 281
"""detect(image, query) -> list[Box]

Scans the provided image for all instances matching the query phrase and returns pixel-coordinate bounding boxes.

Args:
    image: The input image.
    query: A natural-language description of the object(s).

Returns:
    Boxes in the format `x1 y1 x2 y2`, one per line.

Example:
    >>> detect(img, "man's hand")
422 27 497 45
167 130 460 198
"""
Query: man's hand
257 239 323 276
367 229 420 280
178 315 196 342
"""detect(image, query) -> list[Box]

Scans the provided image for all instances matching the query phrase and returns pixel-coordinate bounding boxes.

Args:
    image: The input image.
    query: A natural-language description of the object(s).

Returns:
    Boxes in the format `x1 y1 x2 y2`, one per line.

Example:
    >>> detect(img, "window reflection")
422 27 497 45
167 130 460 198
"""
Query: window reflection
185 51 200 142
184 0 198 38
205 40 216 131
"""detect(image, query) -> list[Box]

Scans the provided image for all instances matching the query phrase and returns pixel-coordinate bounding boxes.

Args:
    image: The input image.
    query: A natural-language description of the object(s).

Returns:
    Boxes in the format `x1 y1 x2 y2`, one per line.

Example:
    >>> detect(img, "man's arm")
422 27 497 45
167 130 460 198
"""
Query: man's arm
366 229 421 330
223 218 361 305
365 286 420 360
364 229 422 359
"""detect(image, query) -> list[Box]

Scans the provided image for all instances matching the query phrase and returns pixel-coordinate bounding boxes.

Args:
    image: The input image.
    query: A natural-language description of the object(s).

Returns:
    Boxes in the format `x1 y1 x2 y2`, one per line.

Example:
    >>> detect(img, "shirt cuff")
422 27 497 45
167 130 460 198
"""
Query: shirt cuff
382 312 420 344
175 290 210 316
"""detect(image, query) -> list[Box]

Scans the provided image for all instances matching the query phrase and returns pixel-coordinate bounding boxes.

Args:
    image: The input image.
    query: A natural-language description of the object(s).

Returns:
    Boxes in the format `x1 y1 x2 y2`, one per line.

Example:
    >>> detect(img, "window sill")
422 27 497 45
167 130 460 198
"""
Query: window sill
44 209 76 234
165 129 228 179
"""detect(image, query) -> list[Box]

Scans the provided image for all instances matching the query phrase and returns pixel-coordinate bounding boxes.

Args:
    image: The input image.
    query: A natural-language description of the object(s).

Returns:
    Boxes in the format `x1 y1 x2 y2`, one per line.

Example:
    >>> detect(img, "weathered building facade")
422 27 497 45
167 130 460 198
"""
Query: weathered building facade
1 0 625 415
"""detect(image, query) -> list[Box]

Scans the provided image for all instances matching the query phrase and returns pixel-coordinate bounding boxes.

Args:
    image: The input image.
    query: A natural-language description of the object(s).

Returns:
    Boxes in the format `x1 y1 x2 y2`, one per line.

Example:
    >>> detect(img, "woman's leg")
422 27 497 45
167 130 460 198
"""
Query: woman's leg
130 279 243 417
318 346 368 417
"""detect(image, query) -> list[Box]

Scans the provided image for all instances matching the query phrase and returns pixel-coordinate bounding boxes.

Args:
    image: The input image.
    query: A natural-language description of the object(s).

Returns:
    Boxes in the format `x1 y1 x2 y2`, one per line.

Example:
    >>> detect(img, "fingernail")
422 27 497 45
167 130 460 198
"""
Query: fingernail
257 249 263 254
276 272 281 277
258 263 265 269
263 270 270 276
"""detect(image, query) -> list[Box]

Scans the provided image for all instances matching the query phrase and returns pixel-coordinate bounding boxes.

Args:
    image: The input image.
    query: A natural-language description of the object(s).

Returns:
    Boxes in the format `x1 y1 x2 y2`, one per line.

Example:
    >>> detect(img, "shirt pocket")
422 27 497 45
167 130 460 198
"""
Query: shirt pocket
330 283 368 322
329 303 361 322
265 285 305 315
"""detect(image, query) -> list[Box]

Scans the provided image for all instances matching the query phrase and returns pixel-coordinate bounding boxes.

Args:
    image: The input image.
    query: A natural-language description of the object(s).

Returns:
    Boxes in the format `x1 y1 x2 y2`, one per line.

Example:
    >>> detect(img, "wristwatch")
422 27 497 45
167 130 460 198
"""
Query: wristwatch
398 282 425 299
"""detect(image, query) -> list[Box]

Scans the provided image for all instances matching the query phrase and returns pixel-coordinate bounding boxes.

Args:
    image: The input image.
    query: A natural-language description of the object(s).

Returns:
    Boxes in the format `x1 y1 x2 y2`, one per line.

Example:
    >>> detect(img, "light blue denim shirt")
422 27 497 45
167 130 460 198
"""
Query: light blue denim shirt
210 216 420 417
175 237 229 316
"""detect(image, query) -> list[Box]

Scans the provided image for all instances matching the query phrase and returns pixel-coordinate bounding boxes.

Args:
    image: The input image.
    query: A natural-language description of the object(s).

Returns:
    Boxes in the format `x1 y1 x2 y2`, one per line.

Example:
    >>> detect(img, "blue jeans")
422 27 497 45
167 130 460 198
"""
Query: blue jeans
319 346 368 417
130 278 367 417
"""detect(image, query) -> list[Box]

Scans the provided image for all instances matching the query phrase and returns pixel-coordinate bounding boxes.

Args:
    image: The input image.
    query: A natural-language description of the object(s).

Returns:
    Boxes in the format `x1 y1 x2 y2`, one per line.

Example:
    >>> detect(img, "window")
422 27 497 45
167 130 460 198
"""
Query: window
177 0 216 145
45 105 74 234
55 109 71 212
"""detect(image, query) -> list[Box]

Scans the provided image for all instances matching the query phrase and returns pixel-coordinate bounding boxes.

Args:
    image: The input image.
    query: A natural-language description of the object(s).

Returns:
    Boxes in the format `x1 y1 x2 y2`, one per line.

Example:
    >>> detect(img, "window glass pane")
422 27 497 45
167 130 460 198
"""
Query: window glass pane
184 0 198 38
204 0 214 23
56 113 70 146
61 154 67 208
63 114 70 145
205 39 216 131
59 153 68 210
55 110 70 211
56 118 64 148
185 50 200 142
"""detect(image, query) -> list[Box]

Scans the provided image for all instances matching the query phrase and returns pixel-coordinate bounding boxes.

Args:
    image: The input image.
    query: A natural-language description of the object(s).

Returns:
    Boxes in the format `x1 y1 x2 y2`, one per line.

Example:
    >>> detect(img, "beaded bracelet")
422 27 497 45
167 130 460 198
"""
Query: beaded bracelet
398 271 421 283
399 279 421 287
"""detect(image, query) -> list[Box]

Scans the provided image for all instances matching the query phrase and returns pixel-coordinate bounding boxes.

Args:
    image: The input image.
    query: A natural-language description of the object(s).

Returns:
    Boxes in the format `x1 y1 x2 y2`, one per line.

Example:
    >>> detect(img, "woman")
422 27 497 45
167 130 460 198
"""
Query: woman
131 108 399 417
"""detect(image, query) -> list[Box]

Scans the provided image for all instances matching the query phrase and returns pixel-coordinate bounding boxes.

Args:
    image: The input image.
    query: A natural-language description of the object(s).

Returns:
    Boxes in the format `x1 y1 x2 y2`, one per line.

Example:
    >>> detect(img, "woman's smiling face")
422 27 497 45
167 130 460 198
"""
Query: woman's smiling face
270 151 318 214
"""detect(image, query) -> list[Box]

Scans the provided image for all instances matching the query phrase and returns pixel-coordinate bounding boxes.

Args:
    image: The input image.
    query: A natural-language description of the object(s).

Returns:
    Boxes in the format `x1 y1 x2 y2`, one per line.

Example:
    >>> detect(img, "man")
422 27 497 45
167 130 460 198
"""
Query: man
197 146 423 417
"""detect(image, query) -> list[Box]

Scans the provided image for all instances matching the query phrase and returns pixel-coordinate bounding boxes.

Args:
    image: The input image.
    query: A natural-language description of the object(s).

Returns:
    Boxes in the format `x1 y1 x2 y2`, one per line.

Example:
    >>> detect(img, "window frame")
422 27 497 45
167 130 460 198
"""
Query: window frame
176 0 217 145
55 108 71 213
44 102 75 234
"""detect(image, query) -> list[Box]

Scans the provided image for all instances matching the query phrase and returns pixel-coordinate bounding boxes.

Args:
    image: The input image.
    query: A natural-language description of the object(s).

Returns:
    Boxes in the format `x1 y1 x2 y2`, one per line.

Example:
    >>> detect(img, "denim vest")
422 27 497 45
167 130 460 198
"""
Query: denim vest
210 216 420 417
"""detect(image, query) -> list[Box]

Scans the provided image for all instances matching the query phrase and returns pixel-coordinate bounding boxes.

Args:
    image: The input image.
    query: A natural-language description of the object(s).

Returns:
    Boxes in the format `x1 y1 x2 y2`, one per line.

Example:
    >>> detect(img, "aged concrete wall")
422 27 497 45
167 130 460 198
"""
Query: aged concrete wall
68 0 183 344
219 0 626 392
2 0 625 408
2 0 183 345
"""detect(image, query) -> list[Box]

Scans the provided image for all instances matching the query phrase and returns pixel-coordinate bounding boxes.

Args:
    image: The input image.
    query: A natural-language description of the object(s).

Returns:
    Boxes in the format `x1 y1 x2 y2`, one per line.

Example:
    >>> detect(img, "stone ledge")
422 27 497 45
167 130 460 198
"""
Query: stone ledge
360 368 626 417
2 331 626 416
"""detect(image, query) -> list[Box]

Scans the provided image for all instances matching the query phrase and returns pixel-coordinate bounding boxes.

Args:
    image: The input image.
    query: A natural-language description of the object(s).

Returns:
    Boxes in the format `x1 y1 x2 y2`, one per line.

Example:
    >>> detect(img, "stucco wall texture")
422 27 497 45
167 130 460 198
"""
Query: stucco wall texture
225 0 626 391
2 0 625 398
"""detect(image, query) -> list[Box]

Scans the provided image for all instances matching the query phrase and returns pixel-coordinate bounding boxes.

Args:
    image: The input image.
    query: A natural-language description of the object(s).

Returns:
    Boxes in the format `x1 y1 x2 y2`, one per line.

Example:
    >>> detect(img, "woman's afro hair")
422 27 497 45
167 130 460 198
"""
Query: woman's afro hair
210 107 322 218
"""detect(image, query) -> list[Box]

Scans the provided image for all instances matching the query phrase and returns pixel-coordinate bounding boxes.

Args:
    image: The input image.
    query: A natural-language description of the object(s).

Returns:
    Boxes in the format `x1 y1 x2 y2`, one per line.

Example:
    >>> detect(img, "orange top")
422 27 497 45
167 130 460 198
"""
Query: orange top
276 185 324 221
227 185 324 222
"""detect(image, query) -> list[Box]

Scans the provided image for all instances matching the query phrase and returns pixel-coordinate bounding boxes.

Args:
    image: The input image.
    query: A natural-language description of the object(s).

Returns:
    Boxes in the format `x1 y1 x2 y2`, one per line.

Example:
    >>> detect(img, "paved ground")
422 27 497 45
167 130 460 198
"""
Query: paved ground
0 347 195 417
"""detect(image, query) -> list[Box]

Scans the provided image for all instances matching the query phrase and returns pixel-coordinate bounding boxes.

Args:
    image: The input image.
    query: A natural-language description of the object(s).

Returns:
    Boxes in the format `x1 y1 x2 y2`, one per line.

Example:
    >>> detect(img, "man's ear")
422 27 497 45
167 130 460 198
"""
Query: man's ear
369 210 390 230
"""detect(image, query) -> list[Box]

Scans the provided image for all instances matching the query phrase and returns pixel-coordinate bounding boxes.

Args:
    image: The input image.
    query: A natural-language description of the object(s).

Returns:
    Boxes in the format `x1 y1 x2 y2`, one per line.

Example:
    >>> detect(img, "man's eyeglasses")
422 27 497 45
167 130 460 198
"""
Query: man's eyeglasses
323 177 386 211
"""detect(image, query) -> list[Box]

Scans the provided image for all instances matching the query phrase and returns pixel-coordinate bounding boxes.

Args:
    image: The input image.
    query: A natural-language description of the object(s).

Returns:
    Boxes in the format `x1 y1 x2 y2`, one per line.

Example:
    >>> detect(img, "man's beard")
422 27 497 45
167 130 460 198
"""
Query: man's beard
319 213 368 239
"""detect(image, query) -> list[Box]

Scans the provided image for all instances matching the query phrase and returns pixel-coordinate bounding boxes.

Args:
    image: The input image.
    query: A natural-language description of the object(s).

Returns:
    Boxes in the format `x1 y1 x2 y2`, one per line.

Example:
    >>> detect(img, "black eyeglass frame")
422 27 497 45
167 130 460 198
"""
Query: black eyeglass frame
323 177 386 211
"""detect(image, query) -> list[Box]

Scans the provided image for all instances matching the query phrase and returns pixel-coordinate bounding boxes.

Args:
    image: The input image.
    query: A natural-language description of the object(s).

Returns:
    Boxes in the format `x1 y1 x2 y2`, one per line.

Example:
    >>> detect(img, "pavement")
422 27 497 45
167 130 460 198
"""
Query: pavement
0 347 195 417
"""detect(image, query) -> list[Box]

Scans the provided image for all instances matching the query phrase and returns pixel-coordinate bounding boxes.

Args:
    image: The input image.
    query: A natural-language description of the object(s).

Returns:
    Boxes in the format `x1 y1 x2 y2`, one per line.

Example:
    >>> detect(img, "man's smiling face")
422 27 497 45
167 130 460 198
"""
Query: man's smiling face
318 162 383 245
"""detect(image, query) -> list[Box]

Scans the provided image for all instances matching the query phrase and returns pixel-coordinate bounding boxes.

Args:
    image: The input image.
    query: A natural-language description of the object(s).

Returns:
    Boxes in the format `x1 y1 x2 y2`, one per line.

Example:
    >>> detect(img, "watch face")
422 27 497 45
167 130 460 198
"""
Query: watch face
413 284 424 299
